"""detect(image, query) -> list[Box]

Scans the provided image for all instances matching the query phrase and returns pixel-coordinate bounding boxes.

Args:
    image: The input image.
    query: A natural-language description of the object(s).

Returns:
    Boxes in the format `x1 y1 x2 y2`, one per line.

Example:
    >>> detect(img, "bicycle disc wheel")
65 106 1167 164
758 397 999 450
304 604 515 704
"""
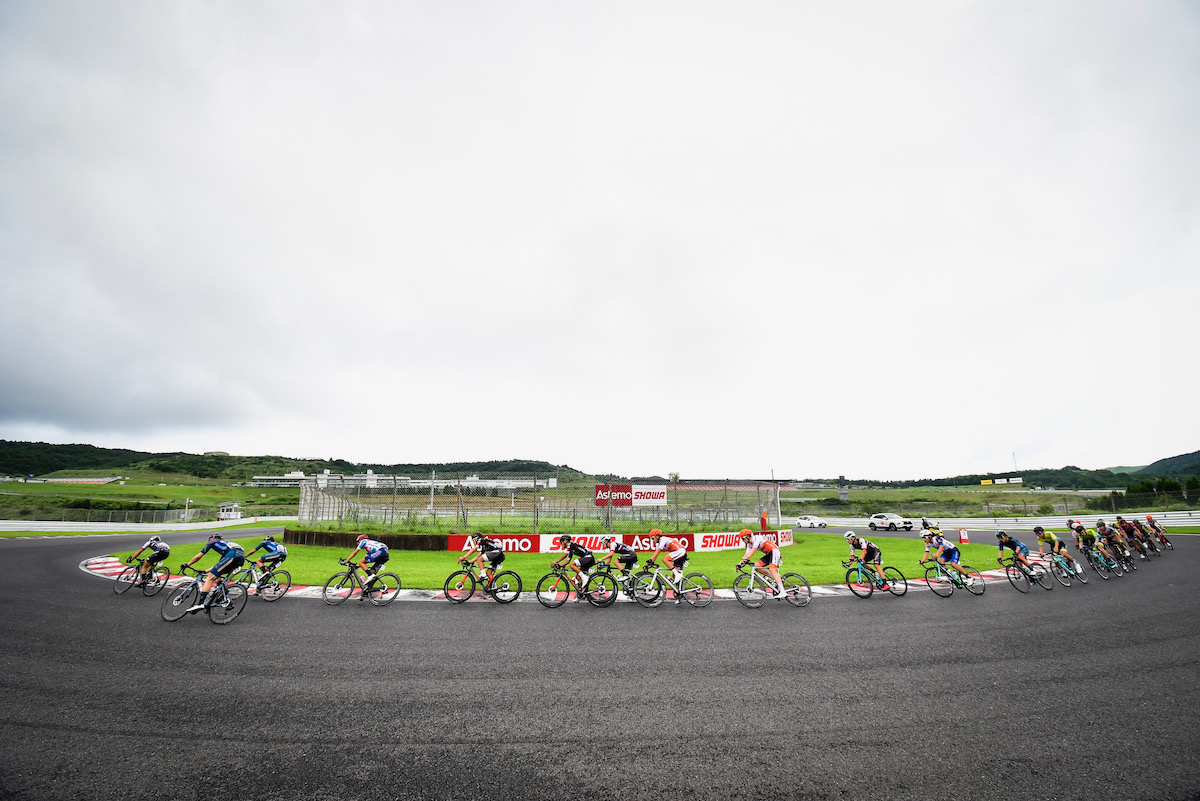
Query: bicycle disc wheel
322 572 355 605
259 570 291 601
1006 564 1030 592
584 572 618 607
883 566 907 596
633 573 665 608
113 566 138 595
142 565 170 596
1050 559 1072 587
845 568 873 598
443 570 476 603
161 584 198 622
535 573 571 608
489 571 522 604
208 584 247 624
925 565 953 597
732 573 766 608
680 572 714 607
961 566 986 595
781 573 811 607
366 573 400 606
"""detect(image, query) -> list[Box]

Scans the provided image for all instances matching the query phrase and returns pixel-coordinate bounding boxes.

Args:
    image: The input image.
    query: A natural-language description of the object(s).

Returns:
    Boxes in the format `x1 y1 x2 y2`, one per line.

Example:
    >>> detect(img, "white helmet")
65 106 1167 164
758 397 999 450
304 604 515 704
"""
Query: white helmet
844 531 855 541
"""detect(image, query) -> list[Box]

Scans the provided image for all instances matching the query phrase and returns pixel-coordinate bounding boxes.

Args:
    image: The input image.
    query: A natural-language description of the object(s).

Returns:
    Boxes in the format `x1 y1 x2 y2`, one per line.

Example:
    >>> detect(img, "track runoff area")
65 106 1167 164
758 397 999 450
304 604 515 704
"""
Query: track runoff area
81 527 1036 601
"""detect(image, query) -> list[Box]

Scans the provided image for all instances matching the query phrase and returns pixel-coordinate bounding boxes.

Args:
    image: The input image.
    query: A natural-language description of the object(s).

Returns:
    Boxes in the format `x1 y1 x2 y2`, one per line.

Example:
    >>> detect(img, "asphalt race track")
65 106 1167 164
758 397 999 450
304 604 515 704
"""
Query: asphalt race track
2 531 1198 801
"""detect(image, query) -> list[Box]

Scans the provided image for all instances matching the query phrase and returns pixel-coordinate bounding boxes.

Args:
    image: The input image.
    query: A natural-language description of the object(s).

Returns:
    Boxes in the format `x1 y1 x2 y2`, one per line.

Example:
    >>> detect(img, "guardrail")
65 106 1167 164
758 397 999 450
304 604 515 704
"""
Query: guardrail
809 510 1199 532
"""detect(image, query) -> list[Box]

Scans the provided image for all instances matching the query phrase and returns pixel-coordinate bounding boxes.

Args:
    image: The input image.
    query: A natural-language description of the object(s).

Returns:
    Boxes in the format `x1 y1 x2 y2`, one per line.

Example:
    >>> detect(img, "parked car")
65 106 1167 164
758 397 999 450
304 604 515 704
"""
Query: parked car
794 515 828 528
868 512 913 531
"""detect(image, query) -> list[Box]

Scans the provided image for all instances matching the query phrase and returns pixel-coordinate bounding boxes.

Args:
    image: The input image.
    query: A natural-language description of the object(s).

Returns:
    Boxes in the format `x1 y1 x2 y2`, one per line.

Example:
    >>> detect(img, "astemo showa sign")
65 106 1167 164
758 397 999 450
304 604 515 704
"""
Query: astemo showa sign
594 484 668 507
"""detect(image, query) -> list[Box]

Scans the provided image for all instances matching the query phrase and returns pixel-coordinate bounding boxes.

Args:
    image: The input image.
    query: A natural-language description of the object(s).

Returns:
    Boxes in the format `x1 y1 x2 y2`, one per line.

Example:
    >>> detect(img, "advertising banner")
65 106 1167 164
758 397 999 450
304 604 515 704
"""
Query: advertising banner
447 534 539 554
448 530 792 554
692 530 794 553
594 484 668 507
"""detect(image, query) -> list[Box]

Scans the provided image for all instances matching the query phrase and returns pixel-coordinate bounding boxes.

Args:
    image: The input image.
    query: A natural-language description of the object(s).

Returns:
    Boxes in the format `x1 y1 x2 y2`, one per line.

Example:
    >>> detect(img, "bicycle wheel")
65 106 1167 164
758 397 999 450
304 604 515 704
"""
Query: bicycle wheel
365 573 400 606
1088 552 1109 579
732 573 766 608
1121 553 1136 572
1070 561 1088 584
633 573 665 608
584 572 618 608
258 570 291 601
1032 564 1054 590
845 568 873 598
680 572 714 607
208 583 247 624
536 573 572 608
1163 537 1174 551
925 565 954 597
161 584 198 622
1006 564 1030 593
1049 559 1072 587
113 566 139 595
142 565 170 597
489 571 522 604
322 572 355 605
961 566 986 595
443 570 476 603
781 573 811 607
228 568 254 587
882 566 907 596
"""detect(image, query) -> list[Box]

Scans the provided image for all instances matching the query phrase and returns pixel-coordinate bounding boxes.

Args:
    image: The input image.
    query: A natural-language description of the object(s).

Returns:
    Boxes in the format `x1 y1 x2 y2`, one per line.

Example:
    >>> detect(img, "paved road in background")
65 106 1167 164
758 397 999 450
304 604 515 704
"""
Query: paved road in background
2 531 1198 801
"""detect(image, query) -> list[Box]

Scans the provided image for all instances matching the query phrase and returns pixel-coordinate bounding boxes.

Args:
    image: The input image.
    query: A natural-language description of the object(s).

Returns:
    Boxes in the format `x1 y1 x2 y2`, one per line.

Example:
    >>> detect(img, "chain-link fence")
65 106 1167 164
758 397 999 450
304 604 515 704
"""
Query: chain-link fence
0 507 205 524
297 472 786 534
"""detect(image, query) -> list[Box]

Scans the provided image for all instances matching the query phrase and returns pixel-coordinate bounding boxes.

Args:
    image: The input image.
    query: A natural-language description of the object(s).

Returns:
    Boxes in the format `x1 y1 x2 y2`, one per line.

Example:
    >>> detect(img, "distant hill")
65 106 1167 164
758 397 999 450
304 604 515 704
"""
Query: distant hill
0 441 587 482
1104 466 1147 474
1137 449 1200 476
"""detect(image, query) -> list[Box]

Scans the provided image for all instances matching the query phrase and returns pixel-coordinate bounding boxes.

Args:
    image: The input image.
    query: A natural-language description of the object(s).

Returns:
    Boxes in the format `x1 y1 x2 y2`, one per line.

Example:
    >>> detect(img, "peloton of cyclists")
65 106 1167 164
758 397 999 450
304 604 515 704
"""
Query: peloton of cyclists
738 529 787 598
1095 521 1133 563
1034 526 1082 574
1115 516 1149 558
1073 523 1115 565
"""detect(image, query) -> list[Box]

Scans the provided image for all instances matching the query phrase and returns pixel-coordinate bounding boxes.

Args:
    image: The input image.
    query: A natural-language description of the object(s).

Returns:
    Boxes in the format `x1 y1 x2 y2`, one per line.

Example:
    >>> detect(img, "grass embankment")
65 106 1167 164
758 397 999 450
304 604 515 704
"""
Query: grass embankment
107 531 1010 590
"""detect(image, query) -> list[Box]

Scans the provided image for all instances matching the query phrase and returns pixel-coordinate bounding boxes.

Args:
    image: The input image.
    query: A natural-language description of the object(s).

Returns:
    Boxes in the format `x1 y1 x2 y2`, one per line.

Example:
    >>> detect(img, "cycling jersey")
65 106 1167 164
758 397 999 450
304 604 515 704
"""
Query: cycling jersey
997 538 1029 556
653 536 687 557
200 538 245 558
925 535 960 563
1076 529 1098 547
250 539 287 558
142 538 170 554
478 537 503 554
848 536 878 553
608 541 636 558
751 534 778 553
1036 530 1061 546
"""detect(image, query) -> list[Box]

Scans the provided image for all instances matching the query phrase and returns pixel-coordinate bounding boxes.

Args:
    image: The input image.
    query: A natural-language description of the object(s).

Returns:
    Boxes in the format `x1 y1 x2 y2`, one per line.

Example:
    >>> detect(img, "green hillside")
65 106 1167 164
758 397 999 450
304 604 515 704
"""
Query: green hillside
1138 450 1200 476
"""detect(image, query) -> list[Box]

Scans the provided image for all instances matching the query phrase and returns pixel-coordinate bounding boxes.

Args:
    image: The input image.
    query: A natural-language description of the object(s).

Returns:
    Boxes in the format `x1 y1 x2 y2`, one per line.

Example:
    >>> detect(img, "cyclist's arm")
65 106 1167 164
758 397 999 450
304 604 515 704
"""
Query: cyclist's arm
346 547 363 561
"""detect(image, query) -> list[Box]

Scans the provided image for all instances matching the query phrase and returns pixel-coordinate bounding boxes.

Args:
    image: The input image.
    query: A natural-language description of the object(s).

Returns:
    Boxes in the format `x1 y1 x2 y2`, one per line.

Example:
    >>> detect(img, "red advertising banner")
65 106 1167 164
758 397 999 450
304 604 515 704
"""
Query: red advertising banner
447 534 539 553
594 484 633 507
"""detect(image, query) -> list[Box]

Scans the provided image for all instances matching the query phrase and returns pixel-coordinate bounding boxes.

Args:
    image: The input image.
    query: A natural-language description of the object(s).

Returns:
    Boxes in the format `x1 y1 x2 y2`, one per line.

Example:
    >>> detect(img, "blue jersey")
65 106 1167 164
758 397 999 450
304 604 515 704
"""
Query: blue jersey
998 538 1029 555
251 539 287 557
357 539 388 558
200 538 245 557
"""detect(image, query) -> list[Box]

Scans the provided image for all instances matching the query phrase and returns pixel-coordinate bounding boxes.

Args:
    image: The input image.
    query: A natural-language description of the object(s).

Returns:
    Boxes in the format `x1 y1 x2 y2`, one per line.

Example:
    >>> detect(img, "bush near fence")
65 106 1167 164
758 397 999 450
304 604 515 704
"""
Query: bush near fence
282 528 448 551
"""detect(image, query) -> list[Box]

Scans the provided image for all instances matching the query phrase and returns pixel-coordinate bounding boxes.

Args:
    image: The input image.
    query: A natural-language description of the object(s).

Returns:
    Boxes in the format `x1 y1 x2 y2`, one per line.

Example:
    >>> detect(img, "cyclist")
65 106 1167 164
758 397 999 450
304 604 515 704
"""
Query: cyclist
598 536 639 581
181 534 246 612
1073 523 1113 564
645 528 690 604
737 529 787 597
995 531 1035 571
246 534 288 572
1115 516 1148 558
550 534 595 599
1145 515 1172 547
460 532 505 585
1034 526 1081 574
1096 520 1132 563
843 530 888 588
126 535 170 586
920 528 971 580
345 534 390 588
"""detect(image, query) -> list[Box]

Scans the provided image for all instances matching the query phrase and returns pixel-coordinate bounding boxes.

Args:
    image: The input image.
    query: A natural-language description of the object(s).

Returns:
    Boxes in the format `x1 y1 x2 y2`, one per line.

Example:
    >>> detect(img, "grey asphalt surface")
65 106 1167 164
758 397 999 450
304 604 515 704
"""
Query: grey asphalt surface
1 530 1198 801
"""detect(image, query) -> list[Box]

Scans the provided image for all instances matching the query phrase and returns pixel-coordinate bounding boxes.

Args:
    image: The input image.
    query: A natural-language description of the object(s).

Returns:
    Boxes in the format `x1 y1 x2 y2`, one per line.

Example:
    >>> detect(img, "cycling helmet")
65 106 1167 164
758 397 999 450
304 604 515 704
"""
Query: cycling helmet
1096 520 1105 527
1146 514 1154 521
1115 515 1124 522
649 528 662 538
263 534 274 542
844 531 855 541
208 533 221 542
600 536 611 546
470 532 483 541
149 535 160 542
356 533 369 541
996 531 1007 539
921 530 933 540
558 534 571 544
739 528 753 541
1033 526 1044 535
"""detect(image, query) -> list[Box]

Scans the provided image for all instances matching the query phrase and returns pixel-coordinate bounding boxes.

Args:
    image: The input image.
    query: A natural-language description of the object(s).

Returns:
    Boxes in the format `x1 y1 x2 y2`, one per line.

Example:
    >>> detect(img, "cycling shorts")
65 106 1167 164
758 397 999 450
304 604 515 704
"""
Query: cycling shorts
938 548 961 565
483 549 505 565
210 552 245 577
756 549 782 568
366 550 390 566
574 553 596 571
146 550 169 565
861 546 881 566
615 552 638 567
261 553 287 565
1048 539 1068 554
664 549 687 565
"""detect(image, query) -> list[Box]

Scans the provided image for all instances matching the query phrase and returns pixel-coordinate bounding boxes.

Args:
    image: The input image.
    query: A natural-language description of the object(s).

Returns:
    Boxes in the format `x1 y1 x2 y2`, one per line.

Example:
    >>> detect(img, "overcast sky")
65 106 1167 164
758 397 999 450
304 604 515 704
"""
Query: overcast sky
1 1 1197 481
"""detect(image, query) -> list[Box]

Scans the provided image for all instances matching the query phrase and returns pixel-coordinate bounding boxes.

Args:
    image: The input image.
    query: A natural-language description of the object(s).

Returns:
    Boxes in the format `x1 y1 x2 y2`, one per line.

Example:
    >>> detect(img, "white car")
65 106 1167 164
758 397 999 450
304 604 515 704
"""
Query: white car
794 515 828 528
868 512 913 531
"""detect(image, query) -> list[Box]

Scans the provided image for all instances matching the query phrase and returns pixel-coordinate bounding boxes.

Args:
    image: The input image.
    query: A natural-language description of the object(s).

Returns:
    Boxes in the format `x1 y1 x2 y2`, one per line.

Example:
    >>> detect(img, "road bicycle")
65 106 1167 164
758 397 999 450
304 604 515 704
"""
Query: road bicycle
841 558 907 599
113 556 170 597
632 561 714 608
1080 545 1119 579
1147 527 1173 550
921 559 985 598
583 563 639 608
228 561 292 602
444 560 522 604
1140 533 1162 557
732 563 812 608
161 564 248 624
1000 556 1053 593
322 559 401 606
1102 539 1136 573
536 563 604 608
1041 551 1087 587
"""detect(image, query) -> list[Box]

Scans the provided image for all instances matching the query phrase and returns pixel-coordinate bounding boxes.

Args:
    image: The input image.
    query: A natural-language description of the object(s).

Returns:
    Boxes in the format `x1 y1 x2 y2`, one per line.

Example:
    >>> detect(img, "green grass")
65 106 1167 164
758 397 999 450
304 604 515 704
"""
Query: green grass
105 531 1004 590
0 520 296 539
